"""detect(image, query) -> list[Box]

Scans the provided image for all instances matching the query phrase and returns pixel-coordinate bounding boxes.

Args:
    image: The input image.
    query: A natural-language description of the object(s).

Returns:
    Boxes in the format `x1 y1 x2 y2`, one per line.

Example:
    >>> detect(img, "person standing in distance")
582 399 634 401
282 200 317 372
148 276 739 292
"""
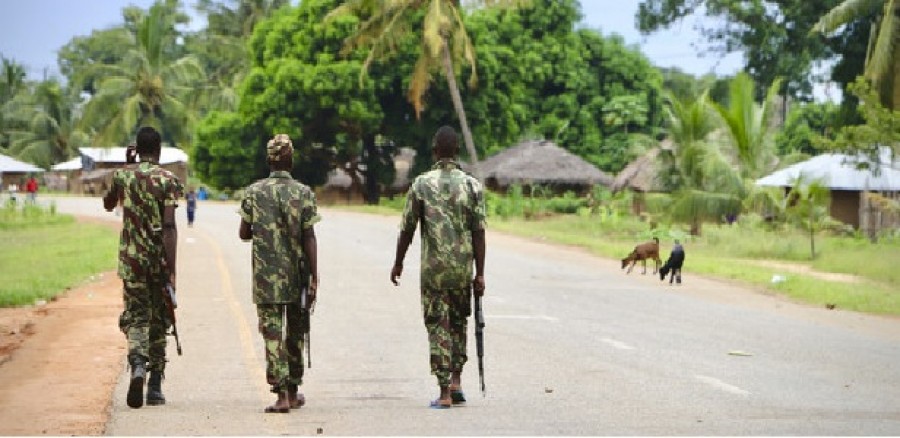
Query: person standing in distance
103 126 183 409
391 125 487 409
239 134 320 413
185 188 197 227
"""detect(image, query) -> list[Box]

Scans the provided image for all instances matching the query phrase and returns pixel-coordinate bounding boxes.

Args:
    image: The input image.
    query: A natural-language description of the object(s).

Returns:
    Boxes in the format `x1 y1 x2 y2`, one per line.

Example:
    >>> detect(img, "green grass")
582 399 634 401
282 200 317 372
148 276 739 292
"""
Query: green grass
489 214 900 315
343 198 900 315
0 205 118 307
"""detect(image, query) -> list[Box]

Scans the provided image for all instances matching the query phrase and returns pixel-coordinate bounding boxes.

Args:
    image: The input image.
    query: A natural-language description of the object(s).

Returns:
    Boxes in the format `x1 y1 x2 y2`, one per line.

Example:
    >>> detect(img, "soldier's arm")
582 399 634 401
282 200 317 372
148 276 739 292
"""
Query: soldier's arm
472 229 486 295
391 195 419 286
163 205 177 284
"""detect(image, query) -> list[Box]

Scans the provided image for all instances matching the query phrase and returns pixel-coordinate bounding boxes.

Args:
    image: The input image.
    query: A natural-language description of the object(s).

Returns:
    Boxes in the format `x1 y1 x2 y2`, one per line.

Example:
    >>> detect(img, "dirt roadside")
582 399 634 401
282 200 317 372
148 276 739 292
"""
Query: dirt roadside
0 272 123 435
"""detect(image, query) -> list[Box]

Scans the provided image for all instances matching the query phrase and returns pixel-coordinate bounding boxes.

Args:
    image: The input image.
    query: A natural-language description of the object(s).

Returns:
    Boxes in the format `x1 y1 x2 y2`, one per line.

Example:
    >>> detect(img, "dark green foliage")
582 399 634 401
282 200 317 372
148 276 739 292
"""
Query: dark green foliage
776 102 841 155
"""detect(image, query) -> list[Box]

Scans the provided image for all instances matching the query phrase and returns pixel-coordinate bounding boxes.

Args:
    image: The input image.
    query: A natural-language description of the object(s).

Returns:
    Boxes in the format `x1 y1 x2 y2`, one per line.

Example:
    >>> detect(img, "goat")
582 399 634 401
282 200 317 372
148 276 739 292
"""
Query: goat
621 237 661 274
659 241 685 284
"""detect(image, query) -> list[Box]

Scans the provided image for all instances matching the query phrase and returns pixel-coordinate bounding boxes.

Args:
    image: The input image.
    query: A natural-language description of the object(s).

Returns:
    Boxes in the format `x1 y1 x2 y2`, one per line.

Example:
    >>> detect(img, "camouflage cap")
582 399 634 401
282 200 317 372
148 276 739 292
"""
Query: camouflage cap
267 134 293 160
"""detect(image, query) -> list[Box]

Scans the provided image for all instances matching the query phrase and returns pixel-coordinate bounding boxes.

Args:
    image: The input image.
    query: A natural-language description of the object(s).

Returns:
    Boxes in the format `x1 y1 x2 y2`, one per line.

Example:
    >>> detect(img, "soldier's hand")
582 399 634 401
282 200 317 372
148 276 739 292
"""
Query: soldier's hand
473 275 485 297
390 264 403 286
168 273 177 289
125 144 138 164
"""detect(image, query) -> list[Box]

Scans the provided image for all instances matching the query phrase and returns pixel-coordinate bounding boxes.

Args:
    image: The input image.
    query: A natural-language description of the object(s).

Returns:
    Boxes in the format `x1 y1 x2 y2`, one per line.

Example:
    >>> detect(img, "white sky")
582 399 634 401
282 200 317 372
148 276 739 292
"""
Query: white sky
0 0 745 80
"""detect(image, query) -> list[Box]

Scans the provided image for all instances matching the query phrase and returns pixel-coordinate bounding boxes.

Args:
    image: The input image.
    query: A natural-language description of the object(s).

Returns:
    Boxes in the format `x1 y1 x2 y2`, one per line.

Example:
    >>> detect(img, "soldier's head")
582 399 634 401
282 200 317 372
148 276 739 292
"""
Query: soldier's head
135 126 162 159
432 125 459 160
267 133 293 171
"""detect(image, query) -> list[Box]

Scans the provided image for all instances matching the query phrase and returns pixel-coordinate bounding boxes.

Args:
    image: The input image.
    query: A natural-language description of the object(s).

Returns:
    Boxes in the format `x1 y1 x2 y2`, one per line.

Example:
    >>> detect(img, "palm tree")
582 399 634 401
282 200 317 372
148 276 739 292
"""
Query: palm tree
193 0 288 111
327 0 526 176
80 3 205 148
661 91 744 235
785 175 832 258
1 57 28 149
710 73 783 180
812 0 900 108
4 79 88 168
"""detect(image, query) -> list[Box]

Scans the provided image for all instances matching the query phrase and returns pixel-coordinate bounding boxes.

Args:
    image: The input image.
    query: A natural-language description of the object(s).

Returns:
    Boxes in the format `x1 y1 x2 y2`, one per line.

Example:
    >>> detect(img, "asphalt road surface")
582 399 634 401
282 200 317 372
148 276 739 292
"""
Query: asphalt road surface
50 196 900 435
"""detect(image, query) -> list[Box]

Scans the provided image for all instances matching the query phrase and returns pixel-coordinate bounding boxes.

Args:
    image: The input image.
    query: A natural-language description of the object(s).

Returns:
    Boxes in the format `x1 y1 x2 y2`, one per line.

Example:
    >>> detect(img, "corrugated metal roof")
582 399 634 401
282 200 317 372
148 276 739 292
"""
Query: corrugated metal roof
0 154 45 172
756 148 900 191
51 157 82 171
79 147 189 165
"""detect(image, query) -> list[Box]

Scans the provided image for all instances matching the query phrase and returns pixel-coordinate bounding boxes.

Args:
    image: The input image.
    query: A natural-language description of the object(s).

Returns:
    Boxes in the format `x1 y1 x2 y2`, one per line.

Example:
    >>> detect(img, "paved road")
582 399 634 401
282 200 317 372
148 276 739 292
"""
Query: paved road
50 196 900 435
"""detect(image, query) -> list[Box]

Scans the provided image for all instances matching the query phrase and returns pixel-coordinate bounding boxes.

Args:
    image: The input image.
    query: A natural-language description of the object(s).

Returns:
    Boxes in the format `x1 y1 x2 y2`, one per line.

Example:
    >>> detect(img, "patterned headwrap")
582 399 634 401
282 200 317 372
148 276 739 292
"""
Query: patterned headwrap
266 134 293 160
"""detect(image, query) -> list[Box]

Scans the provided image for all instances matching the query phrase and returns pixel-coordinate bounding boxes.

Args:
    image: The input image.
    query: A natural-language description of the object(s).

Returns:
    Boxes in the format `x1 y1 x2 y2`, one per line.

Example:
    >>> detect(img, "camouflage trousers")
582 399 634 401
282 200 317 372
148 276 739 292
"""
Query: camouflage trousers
256 303 305 393
120 279 168 372
422 287 471 387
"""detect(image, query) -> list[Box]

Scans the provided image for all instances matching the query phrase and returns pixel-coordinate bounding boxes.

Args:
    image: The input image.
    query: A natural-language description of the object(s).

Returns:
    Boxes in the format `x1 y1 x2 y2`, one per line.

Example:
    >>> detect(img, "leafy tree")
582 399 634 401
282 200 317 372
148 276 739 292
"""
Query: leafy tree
710 73 783 179
57 28 133 95
460 1 664 173
826 76 900 160
80 2 205 148
637 0 860 103
775 102 841 156
812 0 900 109
188 0 289 111
327 0 527 176
194 0 387 188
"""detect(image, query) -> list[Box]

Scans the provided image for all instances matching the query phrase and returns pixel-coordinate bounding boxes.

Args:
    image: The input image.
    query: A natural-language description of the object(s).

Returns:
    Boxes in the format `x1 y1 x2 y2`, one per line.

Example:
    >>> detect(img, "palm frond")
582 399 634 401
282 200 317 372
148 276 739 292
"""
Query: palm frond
865 0 898 84
811 0 880 34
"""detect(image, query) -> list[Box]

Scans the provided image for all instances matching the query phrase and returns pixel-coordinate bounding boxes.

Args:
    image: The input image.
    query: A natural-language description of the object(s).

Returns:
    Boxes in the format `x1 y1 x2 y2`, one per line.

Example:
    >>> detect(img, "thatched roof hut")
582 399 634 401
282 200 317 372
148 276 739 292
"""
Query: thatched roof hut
475 140 612 192
611 147 664 193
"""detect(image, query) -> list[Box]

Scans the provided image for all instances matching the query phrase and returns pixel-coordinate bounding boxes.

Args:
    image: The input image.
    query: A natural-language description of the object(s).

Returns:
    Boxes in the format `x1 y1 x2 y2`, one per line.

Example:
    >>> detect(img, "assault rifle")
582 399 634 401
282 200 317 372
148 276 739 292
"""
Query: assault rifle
474 292 486 396
300 256 313 368
163 282 183 355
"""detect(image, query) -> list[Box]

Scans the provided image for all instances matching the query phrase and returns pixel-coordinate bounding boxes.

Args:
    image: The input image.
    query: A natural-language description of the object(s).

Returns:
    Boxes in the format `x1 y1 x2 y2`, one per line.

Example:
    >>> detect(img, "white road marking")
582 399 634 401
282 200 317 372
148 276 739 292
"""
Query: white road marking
184 237 196 244
695 375 751 396
488 314 558 322
600 338 635 350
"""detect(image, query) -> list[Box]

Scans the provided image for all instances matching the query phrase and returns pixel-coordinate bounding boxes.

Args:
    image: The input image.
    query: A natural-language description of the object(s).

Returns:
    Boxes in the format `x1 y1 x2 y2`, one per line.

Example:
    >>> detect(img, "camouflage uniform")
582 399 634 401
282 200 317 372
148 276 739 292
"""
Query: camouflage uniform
111 160 183 373
239 138 320 393
400 159 486 387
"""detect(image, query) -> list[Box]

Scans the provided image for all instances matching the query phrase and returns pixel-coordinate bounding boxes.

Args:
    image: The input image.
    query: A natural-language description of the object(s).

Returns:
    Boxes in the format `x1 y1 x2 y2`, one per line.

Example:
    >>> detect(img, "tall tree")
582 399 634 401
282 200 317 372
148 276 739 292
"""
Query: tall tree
658 91 743 235
80 2 205 148
189 0 289 111
327 0 527 176
812 0 900 109
4 79 87 168
637 0 855 102
0 56 28 150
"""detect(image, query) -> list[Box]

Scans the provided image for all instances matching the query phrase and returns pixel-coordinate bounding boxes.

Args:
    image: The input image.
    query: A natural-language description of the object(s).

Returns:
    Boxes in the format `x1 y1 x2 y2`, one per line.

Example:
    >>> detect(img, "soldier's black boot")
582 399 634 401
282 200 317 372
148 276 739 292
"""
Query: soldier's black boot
146 371 166 406
127 355 146 409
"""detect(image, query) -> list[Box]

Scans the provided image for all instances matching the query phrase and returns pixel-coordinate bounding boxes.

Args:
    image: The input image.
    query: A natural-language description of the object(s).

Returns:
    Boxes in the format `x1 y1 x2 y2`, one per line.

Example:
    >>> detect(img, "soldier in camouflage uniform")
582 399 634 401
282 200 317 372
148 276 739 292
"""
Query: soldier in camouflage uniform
239 134 320 414
391 126 487 409
103 126 183 409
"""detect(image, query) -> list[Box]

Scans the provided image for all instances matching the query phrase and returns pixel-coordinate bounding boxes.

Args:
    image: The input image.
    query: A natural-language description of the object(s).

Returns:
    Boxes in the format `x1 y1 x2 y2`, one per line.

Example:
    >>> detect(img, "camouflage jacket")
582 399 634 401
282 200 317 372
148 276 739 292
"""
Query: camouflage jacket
111 161 184 283
240 171 320 304
401 160 486 290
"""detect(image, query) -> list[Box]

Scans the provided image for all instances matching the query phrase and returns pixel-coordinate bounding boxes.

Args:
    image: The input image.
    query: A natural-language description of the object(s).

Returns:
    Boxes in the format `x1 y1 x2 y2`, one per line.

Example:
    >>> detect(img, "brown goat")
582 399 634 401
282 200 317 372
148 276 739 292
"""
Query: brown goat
621 237 661 274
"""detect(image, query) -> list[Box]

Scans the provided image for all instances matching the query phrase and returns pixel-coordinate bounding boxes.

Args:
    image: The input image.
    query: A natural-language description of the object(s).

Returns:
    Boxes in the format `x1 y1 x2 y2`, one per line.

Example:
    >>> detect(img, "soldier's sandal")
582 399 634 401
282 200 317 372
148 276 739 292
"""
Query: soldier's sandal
429 399 452 409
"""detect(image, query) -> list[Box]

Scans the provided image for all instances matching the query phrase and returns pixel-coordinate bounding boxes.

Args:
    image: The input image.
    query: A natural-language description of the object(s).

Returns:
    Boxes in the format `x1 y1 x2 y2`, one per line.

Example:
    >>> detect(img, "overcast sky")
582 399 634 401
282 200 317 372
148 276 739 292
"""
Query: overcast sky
0 0 745 81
